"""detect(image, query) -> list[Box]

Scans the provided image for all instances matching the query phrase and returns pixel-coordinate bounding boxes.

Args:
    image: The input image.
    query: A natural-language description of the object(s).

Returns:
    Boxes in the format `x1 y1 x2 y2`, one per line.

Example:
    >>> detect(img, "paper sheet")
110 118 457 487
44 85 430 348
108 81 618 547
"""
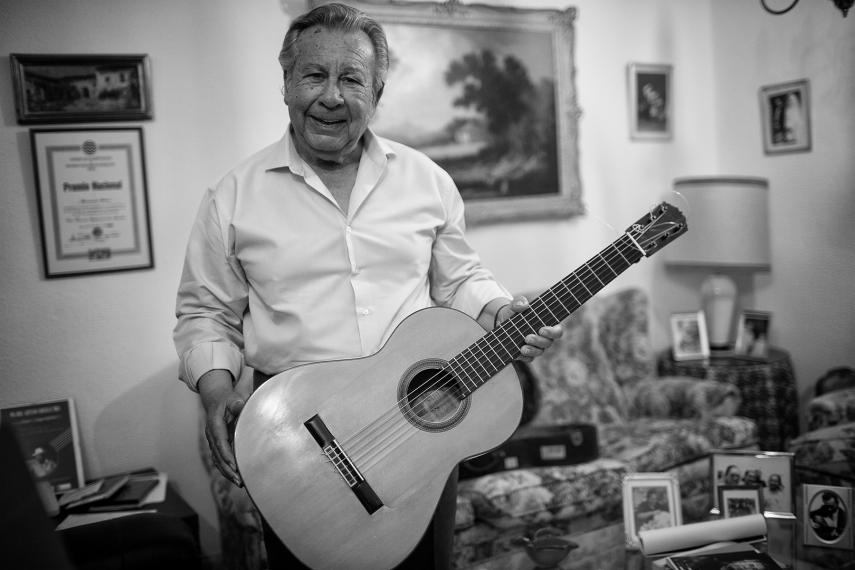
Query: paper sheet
55 509 158 531
638 514 767 556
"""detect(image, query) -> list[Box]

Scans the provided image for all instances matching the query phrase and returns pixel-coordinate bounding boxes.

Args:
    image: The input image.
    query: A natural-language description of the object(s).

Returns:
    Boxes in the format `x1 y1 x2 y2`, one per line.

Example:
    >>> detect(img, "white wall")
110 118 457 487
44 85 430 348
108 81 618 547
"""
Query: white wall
1 0 852 561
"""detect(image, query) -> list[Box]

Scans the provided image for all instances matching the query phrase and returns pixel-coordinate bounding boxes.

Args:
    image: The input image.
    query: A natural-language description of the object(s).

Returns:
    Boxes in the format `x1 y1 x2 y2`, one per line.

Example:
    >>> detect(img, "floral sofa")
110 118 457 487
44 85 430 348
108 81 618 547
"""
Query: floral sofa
452 288 758 569
199 288 759 570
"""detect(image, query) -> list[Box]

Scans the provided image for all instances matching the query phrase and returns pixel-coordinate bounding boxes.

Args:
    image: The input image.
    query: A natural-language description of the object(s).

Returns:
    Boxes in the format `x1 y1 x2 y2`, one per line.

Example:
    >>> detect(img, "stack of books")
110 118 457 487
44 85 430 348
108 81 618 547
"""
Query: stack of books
57 468 162 513
664 542 783 569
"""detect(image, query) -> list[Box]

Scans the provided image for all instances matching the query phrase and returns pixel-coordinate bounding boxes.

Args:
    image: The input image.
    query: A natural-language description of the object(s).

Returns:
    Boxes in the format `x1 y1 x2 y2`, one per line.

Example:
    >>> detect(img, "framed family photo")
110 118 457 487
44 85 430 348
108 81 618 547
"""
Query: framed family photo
804 484 853 549
627 63 672 141
622 472 682 549
10 53 153 124
310 0 583 225
710 450 795 518
733 310 772 359
670 310 709 361
30 128 154 278
718 486 763 518
759 79 811 155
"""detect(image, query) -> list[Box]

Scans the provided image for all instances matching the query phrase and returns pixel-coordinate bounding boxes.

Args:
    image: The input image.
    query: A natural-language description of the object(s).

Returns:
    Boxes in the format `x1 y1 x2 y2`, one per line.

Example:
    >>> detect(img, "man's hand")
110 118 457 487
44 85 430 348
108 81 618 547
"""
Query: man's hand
198 369 245 487
496 296 563 362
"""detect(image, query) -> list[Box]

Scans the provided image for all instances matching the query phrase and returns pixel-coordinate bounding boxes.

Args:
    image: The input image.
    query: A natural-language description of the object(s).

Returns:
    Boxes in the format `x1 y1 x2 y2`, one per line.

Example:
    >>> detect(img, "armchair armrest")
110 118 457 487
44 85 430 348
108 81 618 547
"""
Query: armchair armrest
628 376 742 420
807 387 855 431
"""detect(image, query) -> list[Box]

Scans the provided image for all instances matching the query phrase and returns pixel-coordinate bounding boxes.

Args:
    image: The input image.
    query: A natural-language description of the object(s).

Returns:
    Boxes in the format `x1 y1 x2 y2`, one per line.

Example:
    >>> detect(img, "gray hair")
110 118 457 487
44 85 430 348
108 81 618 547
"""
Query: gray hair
279 2 389 103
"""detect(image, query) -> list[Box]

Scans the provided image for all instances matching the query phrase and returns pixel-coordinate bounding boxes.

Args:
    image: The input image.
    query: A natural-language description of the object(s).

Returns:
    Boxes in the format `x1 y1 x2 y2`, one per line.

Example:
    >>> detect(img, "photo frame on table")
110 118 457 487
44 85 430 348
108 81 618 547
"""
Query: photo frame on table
670 310 709 361
718 486 764 518
733 310 771 359
10 54 153 124
804 484 853 549
30 128 154 278
710 450 795 518
308 0 583 225
622 472 682 549
627 62 672 141
759 79 810 155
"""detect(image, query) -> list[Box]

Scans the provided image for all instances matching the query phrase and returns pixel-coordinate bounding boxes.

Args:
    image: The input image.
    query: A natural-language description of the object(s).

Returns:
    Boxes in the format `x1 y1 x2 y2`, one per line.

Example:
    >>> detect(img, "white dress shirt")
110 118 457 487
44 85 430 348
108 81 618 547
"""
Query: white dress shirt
174 129 510 390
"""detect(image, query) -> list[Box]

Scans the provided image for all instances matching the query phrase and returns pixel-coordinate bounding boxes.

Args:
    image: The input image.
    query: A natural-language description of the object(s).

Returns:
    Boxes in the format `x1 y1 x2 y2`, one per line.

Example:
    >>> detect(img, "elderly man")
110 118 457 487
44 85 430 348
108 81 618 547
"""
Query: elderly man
174 3 562 568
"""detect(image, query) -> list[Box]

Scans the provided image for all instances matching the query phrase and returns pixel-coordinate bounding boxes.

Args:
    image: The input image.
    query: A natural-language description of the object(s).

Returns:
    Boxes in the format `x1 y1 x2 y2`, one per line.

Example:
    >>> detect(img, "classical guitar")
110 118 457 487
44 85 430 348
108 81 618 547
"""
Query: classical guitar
234 202 687 569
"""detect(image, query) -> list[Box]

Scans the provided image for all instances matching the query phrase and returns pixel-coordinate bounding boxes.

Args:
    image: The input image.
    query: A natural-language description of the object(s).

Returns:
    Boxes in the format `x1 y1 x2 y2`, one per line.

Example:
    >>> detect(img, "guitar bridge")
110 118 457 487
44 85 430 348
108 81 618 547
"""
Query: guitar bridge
304 414 384 514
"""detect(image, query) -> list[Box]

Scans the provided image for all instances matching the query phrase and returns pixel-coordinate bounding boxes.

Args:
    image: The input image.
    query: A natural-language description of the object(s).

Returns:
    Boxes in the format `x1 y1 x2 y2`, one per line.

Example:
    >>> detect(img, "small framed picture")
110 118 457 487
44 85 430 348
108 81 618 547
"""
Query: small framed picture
733 310 771 359
804 484 853 549
718 486 763 518
10 53 153 124
710 450 795 518
670 310 709 361
627 63 672 140
759 79 811 155
622 472 682 549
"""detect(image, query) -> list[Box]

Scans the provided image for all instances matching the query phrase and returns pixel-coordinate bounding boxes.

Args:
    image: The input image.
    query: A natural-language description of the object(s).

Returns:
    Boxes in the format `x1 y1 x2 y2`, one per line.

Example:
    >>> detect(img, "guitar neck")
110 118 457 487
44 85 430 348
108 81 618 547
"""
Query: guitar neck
450 233 645 397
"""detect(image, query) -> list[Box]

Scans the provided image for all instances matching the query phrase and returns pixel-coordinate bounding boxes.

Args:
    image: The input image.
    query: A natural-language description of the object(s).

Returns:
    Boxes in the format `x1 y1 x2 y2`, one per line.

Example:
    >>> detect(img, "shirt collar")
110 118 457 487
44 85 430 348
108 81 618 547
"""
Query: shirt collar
264 127 396 175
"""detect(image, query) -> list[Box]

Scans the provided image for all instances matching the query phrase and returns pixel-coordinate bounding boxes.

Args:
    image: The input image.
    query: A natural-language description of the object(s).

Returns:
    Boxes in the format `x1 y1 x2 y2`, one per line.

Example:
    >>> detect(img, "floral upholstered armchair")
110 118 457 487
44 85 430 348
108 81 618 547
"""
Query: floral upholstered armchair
452 288 758 569
199 288 759 570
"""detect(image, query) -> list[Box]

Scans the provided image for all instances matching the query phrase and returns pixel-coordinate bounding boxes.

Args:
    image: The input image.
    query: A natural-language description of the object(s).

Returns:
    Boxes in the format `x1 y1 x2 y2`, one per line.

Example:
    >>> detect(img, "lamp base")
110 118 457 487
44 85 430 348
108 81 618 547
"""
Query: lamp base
701 273 737 349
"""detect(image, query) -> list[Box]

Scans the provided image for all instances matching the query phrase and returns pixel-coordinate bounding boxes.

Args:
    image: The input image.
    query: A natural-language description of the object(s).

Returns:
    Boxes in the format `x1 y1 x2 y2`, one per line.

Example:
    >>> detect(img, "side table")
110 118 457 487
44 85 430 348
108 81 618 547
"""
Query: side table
657 347 799 451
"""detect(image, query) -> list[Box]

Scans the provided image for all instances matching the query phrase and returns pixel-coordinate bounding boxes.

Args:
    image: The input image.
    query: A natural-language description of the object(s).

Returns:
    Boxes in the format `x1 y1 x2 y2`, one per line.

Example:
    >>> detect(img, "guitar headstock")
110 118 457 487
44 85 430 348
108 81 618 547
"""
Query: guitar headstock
625 202 687 257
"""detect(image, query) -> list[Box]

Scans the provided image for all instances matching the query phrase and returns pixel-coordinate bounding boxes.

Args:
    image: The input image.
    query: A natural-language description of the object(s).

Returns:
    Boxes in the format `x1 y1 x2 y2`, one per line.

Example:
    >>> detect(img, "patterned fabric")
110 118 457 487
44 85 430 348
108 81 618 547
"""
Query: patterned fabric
790 422 855 479
806 387 855 431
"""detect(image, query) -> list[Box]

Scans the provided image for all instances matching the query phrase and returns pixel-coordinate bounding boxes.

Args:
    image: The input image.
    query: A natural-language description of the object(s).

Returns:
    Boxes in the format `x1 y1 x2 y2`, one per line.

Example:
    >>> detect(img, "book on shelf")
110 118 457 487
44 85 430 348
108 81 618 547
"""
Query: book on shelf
0 398 84 493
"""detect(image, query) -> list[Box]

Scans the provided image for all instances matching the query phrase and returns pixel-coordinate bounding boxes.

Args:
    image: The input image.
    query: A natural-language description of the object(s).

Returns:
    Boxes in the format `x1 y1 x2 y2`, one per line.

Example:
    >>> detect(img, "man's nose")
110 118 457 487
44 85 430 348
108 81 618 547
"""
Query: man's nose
320 79 343 106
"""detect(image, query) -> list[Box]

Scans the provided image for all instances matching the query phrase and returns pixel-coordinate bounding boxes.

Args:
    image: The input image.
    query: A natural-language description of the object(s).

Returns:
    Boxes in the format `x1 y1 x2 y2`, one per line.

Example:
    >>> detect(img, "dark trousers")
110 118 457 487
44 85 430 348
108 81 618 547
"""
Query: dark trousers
252 371 458 569
261 467 459 570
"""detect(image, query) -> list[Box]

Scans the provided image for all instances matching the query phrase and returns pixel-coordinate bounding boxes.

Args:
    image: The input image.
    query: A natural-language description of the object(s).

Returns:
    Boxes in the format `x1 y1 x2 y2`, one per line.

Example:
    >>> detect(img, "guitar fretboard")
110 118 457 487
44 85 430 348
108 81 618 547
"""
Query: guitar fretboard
448 233 644 397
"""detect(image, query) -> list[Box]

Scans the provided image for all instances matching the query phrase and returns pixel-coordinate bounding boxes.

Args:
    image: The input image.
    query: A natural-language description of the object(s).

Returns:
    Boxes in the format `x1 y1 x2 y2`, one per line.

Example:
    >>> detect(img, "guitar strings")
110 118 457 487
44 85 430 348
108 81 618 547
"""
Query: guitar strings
338 235 645 471
340 235 642 471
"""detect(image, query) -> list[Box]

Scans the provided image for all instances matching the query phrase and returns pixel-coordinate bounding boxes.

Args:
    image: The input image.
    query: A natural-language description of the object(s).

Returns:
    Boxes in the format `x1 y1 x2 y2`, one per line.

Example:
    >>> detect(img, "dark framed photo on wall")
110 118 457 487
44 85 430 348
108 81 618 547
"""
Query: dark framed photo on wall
30 128 154 278
759 79 811 155
627 62 672 141
10 53 153 124
308 0 583 225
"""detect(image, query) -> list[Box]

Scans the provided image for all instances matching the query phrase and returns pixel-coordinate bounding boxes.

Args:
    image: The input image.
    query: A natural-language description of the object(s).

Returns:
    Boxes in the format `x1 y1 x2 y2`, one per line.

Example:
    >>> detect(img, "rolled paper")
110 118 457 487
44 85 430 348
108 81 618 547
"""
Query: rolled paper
638 514 767 556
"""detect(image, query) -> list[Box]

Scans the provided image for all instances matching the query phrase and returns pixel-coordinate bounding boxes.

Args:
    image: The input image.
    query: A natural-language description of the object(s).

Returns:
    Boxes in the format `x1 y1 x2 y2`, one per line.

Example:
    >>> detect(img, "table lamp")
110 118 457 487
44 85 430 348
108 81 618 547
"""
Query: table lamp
664 176 771 350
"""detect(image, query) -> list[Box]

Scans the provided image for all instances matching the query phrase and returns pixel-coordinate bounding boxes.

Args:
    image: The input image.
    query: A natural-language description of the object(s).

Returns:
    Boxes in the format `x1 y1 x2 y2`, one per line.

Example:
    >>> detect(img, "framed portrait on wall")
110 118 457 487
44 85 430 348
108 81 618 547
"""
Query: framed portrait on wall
759 79 811 155
627 63 672 141
310 0 583 225
10 53 153 124
30 128 154 278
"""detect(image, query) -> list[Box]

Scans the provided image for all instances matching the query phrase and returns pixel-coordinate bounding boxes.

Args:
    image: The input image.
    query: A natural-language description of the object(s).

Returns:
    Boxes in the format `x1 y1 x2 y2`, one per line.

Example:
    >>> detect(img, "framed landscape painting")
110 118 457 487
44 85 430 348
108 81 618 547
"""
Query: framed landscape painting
310 0 583 225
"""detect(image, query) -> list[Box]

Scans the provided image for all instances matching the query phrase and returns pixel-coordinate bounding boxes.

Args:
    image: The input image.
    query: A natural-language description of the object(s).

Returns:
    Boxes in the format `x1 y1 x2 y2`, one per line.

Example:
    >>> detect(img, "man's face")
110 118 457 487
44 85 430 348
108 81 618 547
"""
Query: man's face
768 475 782 491
284 26 377 165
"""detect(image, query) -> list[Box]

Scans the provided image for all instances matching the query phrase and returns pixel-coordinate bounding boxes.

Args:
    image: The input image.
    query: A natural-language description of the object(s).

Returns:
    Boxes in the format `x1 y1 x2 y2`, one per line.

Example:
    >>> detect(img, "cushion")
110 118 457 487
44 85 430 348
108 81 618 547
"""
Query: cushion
807 387 855 431
526 289 652 430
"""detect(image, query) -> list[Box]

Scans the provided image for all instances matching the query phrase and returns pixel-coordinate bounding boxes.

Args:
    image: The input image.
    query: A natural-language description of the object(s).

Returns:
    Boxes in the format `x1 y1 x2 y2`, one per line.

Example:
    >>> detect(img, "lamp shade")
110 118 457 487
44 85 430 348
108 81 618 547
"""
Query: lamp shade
664 176 771 269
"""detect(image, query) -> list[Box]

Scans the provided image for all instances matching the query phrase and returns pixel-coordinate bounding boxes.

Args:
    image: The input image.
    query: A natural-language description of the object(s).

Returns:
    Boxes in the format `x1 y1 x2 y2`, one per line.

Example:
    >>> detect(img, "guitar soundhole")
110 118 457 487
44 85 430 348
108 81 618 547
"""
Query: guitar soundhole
398 359 469 432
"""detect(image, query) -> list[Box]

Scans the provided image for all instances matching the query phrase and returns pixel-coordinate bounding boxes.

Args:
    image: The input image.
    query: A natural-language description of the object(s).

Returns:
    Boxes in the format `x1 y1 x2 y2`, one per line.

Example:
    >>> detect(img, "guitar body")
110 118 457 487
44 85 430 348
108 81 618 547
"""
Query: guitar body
234 307 524 570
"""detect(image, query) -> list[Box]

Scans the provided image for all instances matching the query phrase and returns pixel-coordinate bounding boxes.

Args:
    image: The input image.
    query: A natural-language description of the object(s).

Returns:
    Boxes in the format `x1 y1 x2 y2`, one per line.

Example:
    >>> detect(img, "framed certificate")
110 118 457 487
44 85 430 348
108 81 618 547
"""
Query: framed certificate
30 128 154 278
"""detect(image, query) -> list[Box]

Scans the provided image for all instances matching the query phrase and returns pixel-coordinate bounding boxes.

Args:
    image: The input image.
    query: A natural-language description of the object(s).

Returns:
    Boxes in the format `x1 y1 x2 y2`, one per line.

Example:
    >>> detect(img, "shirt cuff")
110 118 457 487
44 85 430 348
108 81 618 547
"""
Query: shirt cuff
181 342 244 392
450 280 512 320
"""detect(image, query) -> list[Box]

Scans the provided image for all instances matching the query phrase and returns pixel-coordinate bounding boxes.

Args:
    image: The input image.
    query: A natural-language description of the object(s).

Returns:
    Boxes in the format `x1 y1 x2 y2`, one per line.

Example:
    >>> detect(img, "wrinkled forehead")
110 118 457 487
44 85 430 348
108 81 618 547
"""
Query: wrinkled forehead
293 26 376 69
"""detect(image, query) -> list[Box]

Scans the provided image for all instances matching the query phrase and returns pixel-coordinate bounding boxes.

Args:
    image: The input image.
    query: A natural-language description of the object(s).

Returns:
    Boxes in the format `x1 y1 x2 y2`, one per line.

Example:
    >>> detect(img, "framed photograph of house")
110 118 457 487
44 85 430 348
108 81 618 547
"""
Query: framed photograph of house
308 0 583 225
718 486 763 518
804 484 853 549
710 450 795 518
10 53 153 124
622 472 682 549
733 310 771 359
627 63 672 141
30 128 154 278
759 79 811 155
670 310 709 361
